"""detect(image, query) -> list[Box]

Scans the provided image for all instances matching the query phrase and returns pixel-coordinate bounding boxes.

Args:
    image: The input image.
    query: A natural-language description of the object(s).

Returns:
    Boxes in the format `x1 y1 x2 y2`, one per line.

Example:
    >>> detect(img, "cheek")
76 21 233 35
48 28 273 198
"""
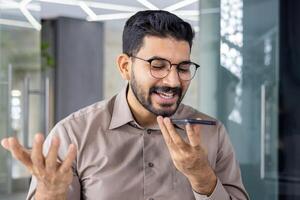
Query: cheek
181 82 191 94
132 69 157 91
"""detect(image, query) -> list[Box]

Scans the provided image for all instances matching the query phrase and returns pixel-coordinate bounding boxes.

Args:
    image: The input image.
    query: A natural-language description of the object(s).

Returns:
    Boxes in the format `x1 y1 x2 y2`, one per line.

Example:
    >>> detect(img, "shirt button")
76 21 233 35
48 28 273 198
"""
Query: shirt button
148 162 154 168
147 129 151 134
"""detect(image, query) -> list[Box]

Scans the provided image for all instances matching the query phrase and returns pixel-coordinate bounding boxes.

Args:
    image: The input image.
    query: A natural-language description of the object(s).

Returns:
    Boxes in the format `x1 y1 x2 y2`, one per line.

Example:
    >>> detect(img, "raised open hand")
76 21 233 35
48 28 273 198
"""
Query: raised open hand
1 133 76 200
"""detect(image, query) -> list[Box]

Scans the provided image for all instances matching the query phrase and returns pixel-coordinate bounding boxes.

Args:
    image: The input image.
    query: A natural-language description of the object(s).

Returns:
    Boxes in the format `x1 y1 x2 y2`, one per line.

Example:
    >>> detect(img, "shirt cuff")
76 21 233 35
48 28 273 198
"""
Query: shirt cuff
193 179 230 200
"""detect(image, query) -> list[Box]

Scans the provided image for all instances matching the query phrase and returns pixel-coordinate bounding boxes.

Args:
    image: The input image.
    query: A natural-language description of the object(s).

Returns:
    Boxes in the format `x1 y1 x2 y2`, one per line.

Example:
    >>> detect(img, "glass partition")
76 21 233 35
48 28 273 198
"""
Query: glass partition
0 0 42 193
199 0 279 199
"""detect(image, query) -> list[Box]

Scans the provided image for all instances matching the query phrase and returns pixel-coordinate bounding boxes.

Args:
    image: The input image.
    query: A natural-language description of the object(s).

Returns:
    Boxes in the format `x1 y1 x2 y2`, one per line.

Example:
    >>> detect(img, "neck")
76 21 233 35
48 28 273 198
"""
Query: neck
127 87 157 128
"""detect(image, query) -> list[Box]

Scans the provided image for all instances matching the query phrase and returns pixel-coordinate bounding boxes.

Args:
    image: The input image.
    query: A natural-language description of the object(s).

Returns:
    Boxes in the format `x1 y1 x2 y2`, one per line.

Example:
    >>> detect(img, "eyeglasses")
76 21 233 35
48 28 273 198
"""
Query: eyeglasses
130 55 200 81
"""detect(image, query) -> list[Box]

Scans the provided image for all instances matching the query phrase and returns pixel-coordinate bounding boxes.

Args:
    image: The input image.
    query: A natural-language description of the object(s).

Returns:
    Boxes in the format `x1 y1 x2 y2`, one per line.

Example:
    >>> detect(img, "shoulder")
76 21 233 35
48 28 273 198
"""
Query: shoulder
59 95 116 128
49 95 117 142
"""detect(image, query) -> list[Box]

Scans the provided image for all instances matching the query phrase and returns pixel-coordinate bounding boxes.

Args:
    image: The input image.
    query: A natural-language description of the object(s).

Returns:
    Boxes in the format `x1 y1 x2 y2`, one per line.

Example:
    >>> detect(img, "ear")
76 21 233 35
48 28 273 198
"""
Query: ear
116 53 131 81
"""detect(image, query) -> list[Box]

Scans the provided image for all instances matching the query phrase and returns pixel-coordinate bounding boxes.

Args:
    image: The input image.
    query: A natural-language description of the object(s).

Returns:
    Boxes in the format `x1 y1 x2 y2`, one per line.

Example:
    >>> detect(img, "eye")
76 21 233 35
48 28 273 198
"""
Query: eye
151 59 169 69
178 63 191 72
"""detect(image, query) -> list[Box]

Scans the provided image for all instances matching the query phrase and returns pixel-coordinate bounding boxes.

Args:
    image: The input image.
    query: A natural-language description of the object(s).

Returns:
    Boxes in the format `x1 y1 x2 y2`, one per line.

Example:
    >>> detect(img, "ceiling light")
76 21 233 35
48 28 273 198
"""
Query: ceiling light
20 0 41 30
39 0 144 12
0 18 33 29
0 0 40 11
165 0 198 12
38 0 77 6
79 1 97 20
20 0 32 7
20 6 41 30
136 0 159 10
87 13 136 21
84 1 143 12
0 0 19 9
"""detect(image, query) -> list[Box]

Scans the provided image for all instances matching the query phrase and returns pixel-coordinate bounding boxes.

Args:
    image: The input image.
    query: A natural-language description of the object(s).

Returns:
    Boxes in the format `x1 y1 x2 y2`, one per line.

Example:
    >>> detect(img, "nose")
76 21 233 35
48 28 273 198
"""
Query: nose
161 65 181 87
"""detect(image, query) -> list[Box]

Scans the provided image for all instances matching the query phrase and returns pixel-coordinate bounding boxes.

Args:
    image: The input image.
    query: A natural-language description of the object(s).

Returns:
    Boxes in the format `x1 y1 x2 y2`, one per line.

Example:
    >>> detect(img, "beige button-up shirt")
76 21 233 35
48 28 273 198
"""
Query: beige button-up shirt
26 86 249 200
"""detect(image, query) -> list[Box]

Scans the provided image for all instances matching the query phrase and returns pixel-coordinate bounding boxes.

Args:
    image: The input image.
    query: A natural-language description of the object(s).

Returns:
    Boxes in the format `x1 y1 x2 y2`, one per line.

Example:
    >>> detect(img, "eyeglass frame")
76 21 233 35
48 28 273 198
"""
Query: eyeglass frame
129 55 200 81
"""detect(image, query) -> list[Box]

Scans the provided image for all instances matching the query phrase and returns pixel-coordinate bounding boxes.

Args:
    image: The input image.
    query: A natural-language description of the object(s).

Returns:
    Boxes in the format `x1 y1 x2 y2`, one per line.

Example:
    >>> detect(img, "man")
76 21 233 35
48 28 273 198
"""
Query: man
1 10 249 200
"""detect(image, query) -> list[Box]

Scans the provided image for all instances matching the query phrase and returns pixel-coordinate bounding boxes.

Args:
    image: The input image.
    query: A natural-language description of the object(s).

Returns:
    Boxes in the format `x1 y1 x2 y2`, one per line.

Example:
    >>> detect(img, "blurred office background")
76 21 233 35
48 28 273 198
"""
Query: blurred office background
0 0 299 199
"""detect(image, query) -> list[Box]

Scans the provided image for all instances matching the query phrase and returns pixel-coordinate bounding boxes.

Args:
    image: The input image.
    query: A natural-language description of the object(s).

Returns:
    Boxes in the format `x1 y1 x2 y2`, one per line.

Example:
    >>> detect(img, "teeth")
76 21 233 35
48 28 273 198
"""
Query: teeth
158 91 174 99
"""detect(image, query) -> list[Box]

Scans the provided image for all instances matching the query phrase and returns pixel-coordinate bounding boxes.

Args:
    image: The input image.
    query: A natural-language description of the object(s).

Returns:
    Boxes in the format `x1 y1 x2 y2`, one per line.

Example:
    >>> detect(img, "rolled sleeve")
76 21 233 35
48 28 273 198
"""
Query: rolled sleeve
193 122 249 200
193 179 230 200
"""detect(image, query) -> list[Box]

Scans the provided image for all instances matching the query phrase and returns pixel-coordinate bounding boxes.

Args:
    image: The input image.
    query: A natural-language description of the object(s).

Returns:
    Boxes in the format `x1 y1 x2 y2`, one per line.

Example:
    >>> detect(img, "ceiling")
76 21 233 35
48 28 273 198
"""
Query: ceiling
0 0 201 31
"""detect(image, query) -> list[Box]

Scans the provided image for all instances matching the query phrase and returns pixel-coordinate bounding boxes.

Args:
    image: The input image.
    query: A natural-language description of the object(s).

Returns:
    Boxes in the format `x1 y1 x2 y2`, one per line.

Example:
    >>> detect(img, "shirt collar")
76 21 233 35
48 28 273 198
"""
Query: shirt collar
109 85 135 130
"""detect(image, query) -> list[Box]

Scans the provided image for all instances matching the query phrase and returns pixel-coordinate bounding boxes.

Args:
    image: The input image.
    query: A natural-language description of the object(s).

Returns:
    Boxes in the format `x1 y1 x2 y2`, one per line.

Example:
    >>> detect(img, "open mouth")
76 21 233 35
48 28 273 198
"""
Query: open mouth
151 87 181 105
155 90 176 99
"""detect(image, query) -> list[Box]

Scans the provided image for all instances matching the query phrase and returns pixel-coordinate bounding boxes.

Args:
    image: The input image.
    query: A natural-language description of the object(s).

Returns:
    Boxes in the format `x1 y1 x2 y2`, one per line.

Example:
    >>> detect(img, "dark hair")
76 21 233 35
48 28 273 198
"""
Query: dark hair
122 10 195 56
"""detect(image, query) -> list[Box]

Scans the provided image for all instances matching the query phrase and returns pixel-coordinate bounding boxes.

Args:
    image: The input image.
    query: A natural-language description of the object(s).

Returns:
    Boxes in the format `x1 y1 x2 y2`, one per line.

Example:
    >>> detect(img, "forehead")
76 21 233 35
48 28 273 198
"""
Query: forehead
137 36 191 62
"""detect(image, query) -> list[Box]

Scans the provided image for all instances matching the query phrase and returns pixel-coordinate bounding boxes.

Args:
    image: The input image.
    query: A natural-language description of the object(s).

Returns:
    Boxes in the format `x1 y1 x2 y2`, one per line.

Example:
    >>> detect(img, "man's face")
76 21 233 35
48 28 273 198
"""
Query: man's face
129 36 191 117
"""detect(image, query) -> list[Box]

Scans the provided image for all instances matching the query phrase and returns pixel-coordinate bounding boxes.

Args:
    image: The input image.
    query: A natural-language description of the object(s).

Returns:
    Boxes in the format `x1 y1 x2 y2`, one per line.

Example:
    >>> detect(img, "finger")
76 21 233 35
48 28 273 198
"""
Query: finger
45 135 60 172
7 137 33 169
31 134 45 170
1 138 9 150
186 123 201 147
59 144 77 173
157 116 177 151
163 117 188 149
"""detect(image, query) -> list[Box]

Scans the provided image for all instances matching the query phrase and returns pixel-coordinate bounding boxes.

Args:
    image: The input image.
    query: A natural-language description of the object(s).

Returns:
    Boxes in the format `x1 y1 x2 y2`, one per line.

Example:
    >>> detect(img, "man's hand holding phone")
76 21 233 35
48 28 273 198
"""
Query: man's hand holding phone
157 116 217 196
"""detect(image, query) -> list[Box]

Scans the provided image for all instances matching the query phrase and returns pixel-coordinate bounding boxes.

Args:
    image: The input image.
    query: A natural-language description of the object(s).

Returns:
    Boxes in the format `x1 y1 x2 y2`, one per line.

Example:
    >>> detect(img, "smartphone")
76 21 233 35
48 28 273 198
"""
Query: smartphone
171 118 216 126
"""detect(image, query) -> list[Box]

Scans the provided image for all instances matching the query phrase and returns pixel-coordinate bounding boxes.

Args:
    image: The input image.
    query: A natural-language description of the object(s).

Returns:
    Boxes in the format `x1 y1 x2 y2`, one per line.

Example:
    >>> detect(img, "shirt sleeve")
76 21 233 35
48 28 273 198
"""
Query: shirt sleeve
193 123 250 200
25 122 81 200
193 178 231 200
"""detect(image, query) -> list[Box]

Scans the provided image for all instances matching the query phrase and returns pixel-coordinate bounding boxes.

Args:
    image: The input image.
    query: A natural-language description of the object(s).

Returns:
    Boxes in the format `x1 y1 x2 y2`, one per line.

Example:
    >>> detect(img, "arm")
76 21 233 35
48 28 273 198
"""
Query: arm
198 123 249 200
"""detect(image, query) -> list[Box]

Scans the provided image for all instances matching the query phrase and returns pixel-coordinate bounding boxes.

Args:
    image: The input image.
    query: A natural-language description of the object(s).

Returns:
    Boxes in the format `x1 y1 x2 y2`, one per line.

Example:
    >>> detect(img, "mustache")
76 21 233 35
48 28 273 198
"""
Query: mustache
150 86 182 96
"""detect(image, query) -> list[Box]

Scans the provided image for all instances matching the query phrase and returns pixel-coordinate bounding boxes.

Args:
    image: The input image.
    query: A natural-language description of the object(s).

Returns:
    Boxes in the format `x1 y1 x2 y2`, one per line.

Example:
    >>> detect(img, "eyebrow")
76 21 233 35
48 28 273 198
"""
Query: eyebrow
147 56 191 63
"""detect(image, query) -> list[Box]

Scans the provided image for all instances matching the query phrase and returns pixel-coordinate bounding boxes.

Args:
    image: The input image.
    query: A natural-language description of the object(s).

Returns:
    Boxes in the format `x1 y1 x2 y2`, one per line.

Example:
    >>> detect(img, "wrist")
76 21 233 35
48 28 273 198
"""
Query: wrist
35 192 67 200
35 184 68 200
189 169 217 196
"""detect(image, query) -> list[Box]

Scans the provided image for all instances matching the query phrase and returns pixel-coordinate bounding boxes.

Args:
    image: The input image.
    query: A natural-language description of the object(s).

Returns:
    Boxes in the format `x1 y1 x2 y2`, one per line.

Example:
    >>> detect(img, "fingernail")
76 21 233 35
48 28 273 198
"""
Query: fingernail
1 139 8 149
35 134 43 142
52 136 60 145
69 144 76 151
164 117 170 123
1 138 5 145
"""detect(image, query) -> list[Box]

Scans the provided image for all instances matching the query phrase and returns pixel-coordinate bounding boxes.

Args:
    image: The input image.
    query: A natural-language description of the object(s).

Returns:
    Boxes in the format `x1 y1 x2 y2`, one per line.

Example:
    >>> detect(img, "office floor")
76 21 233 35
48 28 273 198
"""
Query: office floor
0 192 27 200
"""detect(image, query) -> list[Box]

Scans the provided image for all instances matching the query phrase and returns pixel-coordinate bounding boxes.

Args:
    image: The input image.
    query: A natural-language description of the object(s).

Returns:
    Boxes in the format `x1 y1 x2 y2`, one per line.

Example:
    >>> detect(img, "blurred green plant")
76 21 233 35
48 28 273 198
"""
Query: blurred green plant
41 41 55 70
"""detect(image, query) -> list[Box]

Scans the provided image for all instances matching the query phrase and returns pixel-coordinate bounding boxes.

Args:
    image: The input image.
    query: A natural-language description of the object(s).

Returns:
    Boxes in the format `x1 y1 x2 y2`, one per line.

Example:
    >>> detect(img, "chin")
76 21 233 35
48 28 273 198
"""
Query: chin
152 105 178 117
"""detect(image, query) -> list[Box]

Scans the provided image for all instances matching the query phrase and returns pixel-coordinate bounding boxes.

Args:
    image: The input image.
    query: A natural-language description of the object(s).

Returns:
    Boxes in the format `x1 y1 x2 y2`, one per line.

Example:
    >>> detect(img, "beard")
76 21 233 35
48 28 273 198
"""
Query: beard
130 71 184 117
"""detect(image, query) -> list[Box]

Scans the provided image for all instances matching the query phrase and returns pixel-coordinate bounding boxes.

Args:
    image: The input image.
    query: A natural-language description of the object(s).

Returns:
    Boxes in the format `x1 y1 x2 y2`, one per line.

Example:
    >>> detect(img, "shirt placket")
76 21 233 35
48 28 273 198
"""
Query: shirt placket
143 128 156 200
